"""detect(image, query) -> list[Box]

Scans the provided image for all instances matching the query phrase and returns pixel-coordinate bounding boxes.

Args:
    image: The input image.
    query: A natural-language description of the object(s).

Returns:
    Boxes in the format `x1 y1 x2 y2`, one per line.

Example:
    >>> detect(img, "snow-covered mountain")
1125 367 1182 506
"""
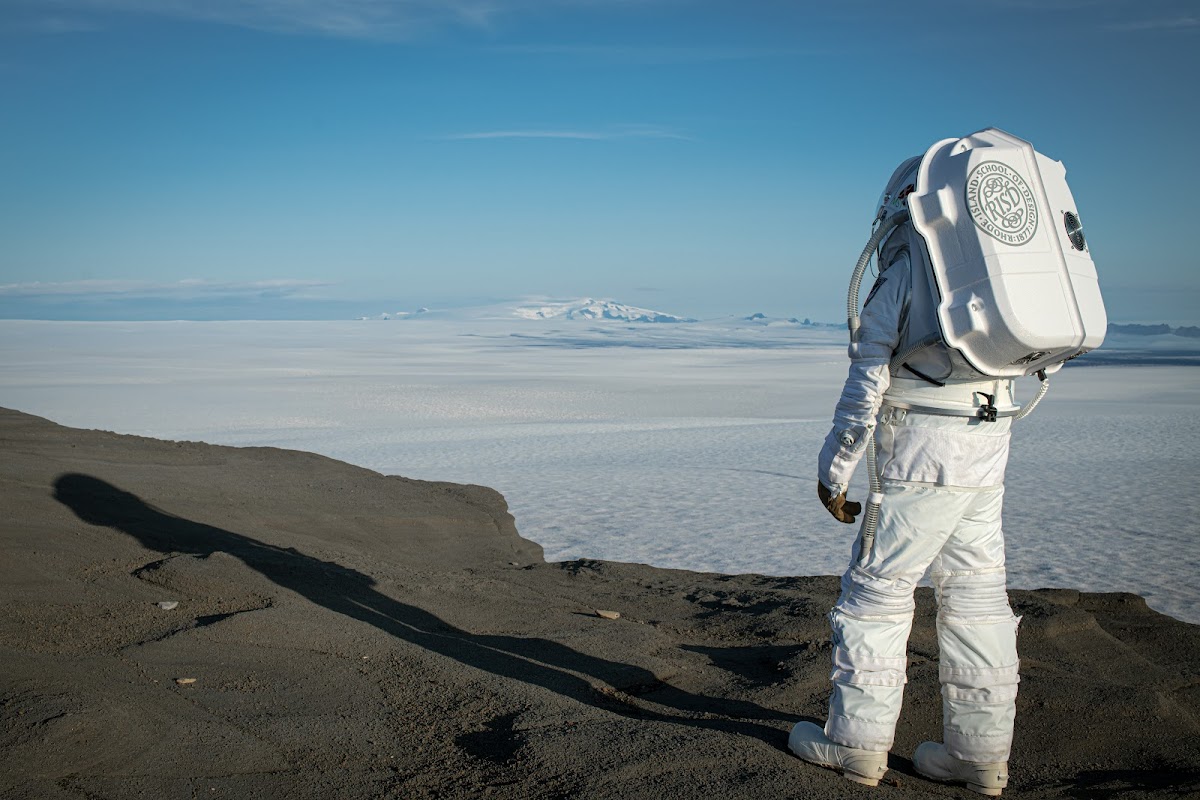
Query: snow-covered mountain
358 307 431 320
513 298 696 323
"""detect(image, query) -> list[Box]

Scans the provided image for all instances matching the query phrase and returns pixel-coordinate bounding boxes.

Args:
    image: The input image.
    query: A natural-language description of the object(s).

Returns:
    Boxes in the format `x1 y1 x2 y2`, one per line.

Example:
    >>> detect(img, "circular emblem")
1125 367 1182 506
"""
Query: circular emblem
964 161 1039 246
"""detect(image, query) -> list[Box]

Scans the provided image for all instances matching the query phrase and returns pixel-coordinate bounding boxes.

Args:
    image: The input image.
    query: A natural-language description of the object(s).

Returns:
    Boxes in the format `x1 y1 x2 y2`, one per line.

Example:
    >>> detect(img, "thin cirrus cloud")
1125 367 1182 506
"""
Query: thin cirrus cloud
1106 16 1198 31
26 0 501 39
488 43 819 64
24 0 671 39
7 15 103 33
441 125 691 141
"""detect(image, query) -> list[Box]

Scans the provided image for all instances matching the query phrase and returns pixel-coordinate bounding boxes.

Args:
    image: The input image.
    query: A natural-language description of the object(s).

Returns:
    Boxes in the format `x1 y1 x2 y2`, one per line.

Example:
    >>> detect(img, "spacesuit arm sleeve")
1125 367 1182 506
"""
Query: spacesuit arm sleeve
817 253 911 495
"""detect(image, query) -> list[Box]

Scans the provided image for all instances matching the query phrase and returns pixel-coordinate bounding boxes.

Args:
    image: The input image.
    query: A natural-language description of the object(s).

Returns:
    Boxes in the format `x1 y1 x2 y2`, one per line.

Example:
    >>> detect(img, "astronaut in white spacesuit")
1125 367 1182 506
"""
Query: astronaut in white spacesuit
788 156 1022 797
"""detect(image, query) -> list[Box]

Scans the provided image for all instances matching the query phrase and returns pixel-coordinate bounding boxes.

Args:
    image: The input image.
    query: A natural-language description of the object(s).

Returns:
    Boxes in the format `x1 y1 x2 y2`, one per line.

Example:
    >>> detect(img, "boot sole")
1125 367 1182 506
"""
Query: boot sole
843 770 882 788
793 755 884 788
914 766 1004 796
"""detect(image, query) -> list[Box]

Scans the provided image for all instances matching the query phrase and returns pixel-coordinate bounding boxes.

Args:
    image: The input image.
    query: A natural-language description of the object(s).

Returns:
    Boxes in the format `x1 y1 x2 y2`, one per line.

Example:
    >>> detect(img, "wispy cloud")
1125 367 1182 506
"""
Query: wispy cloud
24 0 687 40
7 15 104 34
24 0 502 40
445 130 612 141
972 0 1117 9
489 43 819 64
0 278 333 299
441 124 690 141
1107 15 1199 31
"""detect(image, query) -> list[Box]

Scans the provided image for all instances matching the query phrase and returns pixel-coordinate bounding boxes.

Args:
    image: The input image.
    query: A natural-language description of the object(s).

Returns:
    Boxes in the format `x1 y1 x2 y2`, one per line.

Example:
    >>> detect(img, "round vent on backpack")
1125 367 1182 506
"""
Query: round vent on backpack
1063 211 1086 251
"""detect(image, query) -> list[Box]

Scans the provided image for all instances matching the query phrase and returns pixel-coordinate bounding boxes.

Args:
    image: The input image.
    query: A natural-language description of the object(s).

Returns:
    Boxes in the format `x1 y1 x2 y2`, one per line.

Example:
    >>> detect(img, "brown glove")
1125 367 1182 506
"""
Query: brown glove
818 482 861 524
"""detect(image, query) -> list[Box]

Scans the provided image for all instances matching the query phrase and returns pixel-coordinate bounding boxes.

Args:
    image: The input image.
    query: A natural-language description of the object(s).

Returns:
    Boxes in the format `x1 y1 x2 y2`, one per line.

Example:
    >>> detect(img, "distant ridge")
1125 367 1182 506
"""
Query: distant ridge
1109 323 1200 338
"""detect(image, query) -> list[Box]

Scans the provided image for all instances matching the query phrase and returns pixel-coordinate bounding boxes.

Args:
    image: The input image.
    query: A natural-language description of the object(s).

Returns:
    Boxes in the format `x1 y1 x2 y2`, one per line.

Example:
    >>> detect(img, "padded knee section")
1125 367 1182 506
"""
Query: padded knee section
832 566 918 686
838 564 919 619
932 566 1011 620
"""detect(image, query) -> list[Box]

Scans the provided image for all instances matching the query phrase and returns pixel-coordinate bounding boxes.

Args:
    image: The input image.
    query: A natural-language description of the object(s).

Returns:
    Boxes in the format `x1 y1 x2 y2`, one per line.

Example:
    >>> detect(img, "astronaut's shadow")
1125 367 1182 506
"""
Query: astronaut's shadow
52 473 794 747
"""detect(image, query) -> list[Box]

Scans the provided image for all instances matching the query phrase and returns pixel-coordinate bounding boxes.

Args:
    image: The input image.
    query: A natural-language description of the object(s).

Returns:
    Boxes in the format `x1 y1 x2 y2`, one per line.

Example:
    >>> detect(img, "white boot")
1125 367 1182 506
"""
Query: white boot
913 741 1008 796
788 722 889 787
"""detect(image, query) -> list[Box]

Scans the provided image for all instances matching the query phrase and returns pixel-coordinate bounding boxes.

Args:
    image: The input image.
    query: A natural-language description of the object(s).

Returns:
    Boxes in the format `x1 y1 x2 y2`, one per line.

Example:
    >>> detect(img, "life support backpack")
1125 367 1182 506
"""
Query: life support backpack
846 129 1108 565
855 128 1107 383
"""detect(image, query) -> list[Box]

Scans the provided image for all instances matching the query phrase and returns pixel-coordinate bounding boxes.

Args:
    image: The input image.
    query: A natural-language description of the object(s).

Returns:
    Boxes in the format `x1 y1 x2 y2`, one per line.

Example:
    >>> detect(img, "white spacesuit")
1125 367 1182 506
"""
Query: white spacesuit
789 129 1104 796
791 242 1020 794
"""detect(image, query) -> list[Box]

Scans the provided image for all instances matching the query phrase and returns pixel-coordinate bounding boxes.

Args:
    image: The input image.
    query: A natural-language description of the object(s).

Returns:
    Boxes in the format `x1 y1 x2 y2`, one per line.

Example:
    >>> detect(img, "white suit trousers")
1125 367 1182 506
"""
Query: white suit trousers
824 481 1020 763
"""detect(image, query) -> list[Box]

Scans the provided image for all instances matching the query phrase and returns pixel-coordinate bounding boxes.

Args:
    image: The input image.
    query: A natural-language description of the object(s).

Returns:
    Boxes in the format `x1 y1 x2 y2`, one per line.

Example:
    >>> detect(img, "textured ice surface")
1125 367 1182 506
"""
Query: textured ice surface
2 319 1197 623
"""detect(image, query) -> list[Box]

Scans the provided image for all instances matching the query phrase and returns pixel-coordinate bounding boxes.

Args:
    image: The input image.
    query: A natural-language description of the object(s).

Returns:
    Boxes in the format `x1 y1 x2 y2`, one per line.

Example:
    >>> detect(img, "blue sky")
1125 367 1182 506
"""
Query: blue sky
1 0 1197 321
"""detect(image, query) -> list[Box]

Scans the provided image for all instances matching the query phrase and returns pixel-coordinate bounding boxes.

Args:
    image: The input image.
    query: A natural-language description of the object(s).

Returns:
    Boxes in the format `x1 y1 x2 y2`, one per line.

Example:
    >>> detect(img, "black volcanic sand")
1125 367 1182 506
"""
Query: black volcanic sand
2 407 1198 799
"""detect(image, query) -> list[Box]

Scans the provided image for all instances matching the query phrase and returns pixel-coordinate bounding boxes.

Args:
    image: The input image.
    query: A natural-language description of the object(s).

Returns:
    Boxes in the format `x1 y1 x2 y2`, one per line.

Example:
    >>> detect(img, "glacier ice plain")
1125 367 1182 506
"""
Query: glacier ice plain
2 318 1197 624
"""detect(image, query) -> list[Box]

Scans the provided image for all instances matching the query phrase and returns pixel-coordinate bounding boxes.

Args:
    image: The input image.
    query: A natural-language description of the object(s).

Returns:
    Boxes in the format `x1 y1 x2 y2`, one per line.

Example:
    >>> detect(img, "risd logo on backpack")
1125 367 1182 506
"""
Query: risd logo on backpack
905 128 1107 378
964 161 1039 247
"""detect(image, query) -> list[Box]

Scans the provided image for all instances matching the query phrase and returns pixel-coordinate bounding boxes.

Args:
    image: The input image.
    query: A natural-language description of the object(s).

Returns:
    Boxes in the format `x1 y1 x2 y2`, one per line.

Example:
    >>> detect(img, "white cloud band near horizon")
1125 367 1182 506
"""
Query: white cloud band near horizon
0 279 334 298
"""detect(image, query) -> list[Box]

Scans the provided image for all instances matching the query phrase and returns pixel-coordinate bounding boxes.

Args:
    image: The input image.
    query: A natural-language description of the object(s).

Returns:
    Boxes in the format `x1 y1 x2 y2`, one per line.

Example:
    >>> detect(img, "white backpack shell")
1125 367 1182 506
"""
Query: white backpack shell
906 128 1107 378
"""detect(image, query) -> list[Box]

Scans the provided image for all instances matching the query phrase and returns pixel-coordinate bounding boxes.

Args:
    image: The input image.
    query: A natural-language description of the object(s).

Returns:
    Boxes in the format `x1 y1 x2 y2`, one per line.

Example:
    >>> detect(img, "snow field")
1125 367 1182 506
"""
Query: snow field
1 319 1196 623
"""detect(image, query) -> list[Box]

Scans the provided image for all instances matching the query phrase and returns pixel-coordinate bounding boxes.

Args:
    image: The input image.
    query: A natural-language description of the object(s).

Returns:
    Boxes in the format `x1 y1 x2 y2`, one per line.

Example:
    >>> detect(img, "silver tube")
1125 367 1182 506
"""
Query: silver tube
848 211 908 342
857 426 882 566
847 215 906 565
1014 371 1050 420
